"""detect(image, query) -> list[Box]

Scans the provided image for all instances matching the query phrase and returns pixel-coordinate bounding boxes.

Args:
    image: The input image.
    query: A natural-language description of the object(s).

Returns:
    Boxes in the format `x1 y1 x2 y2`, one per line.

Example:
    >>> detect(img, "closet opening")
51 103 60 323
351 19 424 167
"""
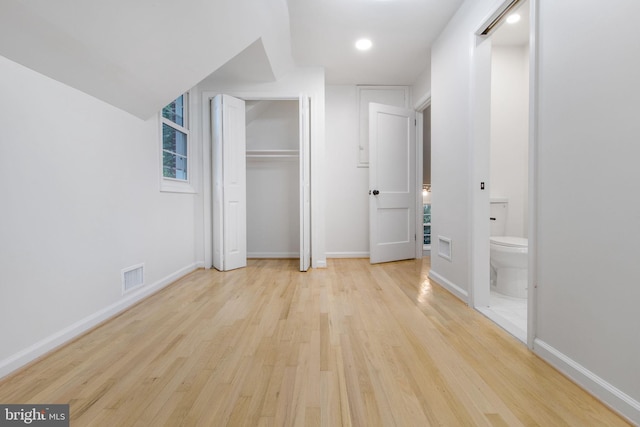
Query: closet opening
245 100 301 260
211 94 311 272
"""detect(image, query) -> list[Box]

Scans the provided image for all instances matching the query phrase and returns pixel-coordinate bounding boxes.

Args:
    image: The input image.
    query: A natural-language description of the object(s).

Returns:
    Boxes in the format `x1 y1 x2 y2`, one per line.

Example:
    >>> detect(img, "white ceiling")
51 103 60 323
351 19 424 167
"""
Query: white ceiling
491 0 530 46
0 0 466 117
287 0 465 84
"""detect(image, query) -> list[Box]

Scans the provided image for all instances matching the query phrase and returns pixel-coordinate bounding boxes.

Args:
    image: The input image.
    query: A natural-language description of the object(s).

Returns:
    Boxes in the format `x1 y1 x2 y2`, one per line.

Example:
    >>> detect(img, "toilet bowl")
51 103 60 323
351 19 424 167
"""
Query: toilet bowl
490 236 528 298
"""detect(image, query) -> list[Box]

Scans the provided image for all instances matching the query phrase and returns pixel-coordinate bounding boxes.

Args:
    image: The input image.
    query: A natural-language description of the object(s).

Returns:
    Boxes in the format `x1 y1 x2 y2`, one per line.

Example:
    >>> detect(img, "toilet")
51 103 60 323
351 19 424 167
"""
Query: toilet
490 200 528 298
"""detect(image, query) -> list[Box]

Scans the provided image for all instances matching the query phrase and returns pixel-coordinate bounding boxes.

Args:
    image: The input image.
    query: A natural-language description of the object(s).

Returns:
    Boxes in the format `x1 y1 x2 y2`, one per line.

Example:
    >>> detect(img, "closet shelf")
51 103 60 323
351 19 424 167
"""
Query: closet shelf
246 149 300 159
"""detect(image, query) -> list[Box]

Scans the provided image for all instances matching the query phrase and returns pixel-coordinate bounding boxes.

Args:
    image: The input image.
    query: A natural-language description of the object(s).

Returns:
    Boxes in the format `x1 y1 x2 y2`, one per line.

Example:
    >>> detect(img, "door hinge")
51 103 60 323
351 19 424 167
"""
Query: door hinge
414 233 417 241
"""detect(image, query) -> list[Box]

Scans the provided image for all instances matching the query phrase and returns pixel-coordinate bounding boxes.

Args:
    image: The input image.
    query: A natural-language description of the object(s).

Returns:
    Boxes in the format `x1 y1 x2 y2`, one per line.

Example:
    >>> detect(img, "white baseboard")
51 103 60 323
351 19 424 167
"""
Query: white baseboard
247 252 299 259
534 338 640 425
0 263 199 380
427 270 469 302
326 251 369 258
314 258 327 268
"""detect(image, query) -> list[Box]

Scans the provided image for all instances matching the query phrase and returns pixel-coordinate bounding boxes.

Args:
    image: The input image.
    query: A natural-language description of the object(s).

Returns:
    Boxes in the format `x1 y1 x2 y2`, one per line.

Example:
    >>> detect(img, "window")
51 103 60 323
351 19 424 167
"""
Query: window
160 94 194 193
162 94 188 180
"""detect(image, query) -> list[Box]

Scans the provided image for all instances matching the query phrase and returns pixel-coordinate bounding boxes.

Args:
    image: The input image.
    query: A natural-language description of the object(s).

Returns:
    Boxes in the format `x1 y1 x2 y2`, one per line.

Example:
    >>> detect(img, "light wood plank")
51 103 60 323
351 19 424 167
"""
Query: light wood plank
0 258 631 426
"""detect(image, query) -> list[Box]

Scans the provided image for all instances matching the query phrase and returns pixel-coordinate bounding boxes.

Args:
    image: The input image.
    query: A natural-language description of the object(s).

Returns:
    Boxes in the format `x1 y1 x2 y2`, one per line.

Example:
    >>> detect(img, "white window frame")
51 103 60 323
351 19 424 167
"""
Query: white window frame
160 92 196 193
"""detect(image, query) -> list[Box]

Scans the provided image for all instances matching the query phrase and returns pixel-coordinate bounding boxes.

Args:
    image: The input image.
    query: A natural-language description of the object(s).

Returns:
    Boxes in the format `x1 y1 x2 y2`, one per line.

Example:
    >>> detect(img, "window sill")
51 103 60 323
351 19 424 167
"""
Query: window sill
160 179 196 194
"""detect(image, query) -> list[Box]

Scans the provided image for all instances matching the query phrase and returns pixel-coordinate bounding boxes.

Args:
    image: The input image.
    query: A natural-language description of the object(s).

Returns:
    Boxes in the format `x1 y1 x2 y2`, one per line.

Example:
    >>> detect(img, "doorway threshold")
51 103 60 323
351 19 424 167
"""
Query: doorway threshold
476 306 526 343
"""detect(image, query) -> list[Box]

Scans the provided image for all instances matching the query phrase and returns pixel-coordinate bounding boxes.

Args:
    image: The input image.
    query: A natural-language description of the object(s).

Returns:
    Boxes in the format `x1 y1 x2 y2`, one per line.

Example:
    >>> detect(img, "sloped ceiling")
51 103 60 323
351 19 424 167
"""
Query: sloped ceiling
0 0 293 119
198 39 276 87
0 0 467 118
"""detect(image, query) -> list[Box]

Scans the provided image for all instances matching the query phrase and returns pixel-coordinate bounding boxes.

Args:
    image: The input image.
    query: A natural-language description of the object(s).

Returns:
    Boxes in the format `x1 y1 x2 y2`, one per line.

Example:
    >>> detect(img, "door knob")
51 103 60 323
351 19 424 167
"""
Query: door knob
372 190 380 195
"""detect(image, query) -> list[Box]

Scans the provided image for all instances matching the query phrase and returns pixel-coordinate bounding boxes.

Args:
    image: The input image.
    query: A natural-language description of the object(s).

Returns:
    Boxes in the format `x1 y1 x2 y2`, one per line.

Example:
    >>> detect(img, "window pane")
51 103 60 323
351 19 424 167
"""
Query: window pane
162 123 187 155
163 152 188 180
163 151 177 179
175 155 188 180
162 95 185 126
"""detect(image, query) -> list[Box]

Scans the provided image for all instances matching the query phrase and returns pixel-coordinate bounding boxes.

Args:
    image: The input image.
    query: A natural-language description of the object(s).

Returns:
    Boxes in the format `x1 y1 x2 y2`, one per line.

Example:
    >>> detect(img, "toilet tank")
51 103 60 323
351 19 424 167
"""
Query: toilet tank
490 199 508 236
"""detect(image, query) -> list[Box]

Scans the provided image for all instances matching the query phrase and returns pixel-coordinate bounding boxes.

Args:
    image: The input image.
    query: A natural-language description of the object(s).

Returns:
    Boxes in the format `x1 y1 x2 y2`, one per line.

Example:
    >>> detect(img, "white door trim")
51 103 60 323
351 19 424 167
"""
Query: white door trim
299 94 311 271
414 92 431 260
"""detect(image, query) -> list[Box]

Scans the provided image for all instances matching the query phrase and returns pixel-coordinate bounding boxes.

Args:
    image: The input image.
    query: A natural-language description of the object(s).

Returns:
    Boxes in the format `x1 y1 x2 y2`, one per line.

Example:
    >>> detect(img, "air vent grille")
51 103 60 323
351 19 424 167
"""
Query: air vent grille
122 264 144 293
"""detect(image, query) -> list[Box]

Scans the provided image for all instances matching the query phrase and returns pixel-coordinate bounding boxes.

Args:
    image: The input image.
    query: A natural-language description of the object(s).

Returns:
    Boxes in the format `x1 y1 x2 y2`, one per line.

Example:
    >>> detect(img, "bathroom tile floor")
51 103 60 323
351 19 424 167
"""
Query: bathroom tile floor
480 290 527 343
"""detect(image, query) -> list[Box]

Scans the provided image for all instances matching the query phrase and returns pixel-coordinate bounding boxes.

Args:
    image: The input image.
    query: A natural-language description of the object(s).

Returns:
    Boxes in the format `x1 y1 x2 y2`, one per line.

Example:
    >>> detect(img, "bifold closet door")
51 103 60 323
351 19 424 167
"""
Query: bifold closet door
299 95 311 272
212 94 247 271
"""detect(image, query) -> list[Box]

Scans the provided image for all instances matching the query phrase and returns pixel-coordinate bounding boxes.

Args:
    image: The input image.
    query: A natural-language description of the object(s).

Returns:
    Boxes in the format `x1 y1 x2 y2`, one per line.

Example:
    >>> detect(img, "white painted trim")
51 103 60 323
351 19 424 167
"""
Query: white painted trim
326 252 370 258
0 263 199 380
202 91 214 270
428 270 468 302
414 90 432 111
526 0 539 351
534 339 640 425
414 93 432 261
415 110 424 259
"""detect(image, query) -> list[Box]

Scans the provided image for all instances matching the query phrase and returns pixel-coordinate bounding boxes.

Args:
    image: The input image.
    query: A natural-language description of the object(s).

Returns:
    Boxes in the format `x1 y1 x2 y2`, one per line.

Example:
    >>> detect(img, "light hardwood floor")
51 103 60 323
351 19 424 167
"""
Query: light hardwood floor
0 258 631 426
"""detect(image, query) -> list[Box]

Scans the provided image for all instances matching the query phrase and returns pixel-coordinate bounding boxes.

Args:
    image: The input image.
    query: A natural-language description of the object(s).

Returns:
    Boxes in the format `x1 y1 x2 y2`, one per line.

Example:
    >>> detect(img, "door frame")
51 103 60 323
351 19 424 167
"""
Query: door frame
414 92 431 259
201 91 312 270
469 0 539 349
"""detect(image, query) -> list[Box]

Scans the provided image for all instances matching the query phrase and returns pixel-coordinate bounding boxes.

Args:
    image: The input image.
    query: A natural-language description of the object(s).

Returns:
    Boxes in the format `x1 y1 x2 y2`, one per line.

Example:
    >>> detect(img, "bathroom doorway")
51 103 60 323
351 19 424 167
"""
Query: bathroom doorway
470 0 535 345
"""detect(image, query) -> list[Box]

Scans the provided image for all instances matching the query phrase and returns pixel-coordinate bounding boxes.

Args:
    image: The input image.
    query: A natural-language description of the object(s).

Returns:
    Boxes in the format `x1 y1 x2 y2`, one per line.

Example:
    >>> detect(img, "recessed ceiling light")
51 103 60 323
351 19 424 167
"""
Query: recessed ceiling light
355 38 372 51
506 13 521 24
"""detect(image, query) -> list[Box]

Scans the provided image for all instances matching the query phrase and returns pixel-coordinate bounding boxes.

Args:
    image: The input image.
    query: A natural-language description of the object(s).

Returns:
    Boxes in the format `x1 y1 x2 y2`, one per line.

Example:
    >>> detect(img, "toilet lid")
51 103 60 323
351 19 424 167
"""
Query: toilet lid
490 236 528 248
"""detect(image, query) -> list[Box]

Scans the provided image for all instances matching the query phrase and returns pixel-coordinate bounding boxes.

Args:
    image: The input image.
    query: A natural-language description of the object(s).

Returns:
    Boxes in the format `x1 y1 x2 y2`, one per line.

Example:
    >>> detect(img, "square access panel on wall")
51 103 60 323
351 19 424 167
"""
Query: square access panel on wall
437 236 452 261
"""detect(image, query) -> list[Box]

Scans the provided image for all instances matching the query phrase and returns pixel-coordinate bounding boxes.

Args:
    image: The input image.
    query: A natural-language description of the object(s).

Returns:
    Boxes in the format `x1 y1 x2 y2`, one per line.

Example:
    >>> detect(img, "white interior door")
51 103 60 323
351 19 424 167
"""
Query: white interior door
212 94 247 271
299 95 311 272
369 102 416 264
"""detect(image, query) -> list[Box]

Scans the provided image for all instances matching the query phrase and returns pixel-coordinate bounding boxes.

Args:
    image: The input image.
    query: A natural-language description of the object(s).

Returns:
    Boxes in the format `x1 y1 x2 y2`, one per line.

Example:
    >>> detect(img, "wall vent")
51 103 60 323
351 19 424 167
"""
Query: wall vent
122 263 144 294
437 236 452 261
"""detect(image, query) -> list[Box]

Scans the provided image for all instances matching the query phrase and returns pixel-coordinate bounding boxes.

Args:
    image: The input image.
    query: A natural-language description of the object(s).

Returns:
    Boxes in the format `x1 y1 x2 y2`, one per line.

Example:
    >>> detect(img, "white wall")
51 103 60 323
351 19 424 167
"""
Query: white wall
0 55 199 376
490 45 529 237
325 86 370 257
429 0 497 299
412 64 432 108
432 0 640 422
534 0 640 422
